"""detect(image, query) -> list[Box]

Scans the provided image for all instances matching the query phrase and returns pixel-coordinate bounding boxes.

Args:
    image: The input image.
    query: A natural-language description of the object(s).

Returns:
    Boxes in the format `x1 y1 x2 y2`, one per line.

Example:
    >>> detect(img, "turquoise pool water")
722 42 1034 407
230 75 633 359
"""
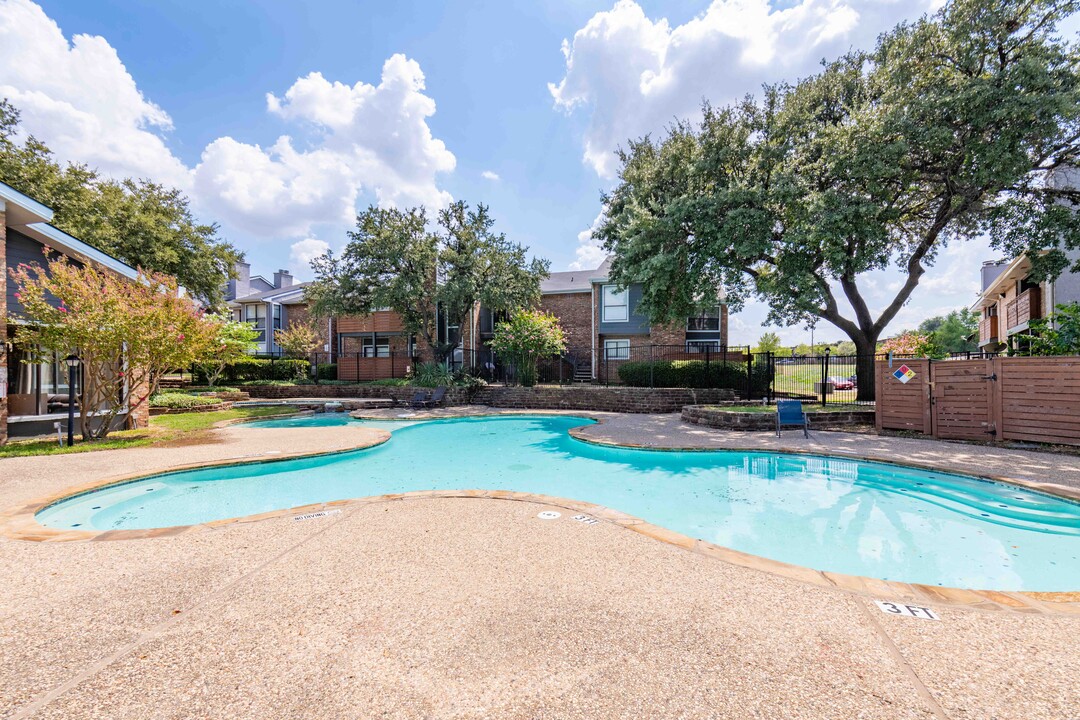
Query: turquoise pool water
37 415 1080 590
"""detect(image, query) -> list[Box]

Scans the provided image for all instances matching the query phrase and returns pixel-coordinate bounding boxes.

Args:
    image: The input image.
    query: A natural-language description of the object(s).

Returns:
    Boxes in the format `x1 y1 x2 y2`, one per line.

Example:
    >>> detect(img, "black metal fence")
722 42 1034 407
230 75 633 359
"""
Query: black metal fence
178 346 909 405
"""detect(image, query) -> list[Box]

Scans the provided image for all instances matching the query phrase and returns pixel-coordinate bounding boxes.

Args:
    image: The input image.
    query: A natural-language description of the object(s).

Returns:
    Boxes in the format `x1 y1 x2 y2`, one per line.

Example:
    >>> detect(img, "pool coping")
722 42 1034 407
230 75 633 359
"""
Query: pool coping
2 410 1079 617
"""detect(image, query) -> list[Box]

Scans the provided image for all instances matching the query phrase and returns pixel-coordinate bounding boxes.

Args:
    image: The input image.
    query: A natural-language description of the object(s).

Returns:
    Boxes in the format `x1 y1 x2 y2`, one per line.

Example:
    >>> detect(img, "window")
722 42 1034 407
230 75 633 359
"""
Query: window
686 341 720 353
272 304 282 331
602 285 628 322
986 305 998 318
687 306 721 331
243 304 266 343
361 335 391 358
604 339 630 360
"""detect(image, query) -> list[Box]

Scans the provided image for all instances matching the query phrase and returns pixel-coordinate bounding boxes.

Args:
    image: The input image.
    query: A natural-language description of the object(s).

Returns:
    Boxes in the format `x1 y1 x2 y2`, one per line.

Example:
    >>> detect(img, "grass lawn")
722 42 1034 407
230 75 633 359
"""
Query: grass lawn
772 359 859 402
0 406 297 458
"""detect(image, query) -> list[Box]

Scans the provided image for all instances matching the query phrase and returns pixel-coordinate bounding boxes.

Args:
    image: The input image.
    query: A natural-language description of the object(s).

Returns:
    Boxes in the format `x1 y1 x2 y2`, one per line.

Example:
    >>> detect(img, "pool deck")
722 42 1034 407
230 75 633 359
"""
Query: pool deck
0 410 1078 719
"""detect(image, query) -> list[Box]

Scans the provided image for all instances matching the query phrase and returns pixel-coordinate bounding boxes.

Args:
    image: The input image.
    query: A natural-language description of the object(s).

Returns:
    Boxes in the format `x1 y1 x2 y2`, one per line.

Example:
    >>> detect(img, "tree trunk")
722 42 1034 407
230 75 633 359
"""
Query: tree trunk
852 334 878 403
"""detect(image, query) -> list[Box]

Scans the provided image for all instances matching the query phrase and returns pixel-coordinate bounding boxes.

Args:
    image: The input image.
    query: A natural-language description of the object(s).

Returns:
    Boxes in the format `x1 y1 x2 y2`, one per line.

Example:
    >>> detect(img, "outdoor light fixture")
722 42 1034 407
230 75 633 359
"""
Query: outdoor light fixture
64 354 80 447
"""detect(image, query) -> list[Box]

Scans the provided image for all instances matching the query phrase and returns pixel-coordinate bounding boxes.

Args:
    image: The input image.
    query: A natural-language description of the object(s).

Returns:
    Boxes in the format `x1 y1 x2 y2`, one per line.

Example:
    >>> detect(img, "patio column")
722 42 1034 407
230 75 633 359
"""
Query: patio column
0 200 7 446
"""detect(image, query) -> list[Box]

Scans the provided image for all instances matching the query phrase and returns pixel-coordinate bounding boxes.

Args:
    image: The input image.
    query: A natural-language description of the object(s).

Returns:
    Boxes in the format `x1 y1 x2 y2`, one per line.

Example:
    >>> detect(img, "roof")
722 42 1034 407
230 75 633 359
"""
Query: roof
971 255 1031 310
1 180 138 281
230 282 310 305
541 256 613 294
0 181 53 225
541 270 592 294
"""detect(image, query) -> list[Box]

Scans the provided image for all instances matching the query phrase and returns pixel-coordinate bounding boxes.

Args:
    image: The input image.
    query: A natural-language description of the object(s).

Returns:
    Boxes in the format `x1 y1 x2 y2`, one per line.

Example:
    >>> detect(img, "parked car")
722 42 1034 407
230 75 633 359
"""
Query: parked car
828 376 855 390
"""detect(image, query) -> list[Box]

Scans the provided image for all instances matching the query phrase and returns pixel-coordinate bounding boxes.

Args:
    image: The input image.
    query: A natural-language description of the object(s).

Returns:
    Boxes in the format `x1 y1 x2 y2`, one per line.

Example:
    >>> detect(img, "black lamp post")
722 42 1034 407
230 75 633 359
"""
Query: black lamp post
64 354 80 447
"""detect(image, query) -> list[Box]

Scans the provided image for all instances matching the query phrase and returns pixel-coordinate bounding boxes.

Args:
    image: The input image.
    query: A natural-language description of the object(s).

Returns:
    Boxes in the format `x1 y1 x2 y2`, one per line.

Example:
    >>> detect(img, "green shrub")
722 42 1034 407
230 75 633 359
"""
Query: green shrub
193 358 311 383
234 379 297 387
184 386 240 394
617 359 772 393
367 378 410 387
316 363 337 380
150 393 220 409
410 361 454 388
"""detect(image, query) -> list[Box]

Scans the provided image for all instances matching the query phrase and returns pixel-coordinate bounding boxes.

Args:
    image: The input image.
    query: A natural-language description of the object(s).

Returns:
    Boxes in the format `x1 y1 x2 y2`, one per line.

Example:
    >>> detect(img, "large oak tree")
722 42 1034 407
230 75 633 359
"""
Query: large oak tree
596 0 1080 400
306 201 549 362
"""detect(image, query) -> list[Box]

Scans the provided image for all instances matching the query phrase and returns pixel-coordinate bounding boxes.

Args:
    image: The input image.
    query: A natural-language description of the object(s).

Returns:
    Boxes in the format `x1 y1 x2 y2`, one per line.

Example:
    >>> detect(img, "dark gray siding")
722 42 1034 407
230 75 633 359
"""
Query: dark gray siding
598 282 650 335
5 230 80 318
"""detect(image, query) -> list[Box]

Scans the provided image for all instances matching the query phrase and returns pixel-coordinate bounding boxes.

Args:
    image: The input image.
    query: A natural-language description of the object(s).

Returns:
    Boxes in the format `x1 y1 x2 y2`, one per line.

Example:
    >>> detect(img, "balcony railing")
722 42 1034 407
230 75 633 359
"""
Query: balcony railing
1006 288 1041 331
978 315 999 345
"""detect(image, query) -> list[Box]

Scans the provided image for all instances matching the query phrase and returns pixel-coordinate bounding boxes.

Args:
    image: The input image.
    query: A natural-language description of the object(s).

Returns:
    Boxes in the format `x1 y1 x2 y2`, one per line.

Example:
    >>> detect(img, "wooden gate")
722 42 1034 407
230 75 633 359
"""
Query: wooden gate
929 359 995 441
875 359 932 433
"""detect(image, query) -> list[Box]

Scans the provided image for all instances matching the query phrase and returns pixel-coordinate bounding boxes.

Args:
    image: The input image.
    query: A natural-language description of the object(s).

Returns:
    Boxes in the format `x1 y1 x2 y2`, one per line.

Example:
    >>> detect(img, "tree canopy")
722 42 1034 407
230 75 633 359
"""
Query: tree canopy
595 0 1080 399
306 201 549 361
0 100 240 305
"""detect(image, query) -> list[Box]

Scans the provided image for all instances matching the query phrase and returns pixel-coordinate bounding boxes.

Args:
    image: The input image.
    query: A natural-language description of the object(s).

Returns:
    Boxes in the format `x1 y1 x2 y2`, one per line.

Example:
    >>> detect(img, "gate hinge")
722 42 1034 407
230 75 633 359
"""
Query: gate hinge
983 373 997 381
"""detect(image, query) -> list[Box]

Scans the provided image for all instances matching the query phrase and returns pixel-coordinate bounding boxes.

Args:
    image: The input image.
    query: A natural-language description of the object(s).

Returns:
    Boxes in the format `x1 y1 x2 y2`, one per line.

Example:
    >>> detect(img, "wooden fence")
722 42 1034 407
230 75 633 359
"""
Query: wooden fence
876 356 1080 445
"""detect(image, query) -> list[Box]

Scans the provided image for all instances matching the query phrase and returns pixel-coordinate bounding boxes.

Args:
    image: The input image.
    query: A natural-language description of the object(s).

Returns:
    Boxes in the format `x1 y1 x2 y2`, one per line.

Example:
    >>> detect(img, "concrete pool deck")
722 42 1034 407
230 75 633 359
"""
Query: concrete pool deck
0 411 1078 718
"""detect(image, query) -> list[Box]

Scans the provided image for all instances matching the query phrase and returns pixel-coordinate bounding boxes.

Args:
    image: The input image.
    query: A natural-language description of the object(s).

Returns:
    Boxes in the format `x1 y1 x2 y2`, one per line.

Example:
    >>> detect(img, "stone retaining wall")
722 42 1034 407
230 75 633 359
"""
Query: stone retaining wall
243 384 736 414
474 386 736 413
682 405 875 431
149 401 234 416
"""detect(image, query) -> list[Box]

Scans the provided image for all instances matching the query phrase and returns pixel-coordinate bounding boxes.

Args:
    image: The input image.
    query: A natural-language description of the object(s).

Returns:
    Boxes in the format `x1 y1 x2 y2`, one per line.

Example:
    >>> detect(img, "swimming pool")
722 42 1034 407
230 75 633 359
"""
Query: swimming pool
37 415 1080 590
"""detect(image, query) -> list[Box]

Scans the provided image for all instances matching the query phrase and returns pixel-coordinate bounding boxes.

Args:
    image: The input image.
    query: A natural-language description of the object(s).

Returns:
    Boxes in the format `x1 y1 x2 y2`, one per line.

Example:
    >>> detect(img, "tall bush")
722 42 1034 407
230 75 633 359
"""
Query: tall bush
489 310 567 387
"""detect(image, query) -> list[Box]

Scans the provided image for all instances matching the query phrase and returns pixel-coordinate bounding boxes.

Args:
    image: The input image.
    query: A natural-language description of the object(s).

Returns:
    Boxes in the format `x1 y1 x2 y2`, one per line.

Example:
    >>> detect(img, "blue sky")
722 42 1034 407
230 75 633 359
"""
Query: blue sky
3 0 1076 345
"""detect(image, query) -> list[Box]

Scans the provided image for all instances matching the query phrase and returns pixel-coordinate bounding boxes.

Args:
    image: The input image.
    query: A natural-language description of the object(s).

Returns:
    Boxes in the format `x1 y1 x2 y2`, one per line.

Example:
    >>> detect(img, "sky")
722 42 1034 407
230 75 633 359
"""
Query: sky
1 0 1076 346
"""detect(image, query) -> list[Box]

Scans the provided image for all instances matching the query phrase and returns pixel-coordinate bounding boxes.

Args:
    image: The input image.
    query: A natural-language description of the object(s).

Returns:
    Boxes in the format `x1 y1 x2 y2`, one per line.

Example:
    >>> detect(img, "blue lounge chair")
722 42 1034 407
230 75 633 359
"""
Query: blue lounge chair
419 386 447 408
409 390 430 409
776 400 809 438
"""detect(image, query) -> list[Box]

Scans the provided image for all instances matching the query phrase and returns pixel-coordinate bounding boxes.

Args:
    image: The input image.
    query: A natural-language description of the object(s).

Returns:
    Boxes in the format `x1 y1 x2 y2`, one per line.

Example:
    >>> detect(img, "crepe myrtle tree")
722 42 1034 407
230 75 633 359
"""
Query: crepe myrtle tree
9 251 213 440
489 309 568 387
306 201 549 363
596 0 1080 401
196 312 260 388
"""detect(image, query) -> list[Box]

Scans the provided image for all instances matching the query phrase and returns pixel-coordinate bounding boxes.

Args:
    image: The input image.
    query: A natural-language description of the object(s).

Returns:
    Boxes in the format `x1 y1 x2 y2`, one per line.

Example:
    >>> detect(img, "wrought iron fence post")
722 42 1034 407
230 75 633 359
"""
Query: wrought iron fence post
766 351 773 403
745 348 752 400
821 349 831 407
649 345 654 388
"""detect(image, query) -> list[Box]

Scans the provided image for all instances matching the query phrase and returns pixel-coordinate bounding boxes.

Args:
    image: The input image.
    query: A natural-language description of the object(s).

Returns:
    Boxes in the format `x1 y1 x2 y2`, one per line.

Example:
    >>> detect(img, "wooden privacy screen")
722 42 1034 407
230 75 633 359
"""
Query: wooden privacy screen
875 356 1080 446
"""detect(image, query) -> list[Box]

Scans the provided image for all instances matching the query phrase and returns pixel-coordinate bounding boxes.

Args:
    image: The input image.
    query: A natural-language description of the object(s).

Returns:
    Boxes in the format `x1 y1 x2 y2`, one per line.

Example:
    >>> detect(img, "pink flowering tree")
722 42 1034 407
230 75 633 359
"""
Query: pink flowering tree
9 251 214 440
879 332 939 358
489 309 567 387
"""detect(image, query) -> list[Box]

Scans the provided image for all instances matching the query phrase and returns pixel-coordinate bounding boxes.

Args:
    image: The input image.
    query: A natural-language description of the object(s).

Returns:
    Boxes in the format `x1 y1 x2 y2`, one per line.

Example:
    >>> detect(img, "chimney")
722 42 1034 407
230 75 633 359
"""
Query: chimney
231 261 251 300
273 269 293 289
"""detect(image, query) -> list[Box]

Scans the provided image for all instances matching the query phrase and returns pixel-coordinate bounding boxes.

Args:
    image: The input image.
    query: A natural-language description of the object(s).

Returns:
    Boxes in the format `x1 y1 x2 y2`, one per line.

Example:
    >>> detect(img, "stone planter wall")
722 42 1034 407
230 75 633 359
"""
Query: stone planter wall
149 401 234 416
682 405 875 431
474 386 736 413
243 383 736 414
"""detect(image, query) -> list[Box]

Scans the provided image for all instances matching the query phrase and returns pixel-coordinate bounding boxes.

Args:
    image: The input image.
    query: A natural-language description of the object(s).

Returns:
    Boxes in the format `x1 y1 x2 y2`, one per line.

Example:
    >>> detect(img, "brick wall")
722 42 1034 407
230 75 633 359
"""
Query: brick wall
540 292 593 359
0 204 6 446
648 321 686 346
285 303 334 355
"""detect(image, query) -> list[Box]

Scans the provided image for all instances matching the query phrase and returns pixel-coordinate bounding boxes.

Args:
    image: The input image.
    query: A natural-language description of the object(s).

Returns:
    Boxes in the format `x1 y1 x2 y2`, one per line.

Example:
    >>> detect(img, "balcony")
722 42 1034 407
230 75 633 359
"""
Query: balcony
1005 288 1041 331
978 315 999 345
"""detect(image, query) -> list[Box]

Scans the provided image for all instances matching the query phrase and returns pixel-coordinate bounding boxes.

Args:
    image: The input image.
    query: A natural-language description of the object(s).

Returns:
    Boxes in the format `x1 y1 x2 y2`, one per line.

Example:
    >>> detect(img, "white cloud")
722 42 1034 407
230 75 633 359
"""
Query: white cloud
289 237 331 270
195 55 456 237
0 2 457 248
568 211 607 270
551 0 937 178
480 170 500 181
0 0 190 187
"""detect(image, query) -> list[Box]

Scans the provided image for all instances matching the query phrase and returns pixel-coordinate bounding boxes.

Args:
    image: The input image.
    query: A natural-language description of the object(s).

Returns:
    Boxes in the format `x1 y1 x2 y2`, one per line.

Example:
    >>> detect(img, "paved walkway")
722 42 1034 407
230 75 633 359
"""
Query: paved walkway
0 414 1077 719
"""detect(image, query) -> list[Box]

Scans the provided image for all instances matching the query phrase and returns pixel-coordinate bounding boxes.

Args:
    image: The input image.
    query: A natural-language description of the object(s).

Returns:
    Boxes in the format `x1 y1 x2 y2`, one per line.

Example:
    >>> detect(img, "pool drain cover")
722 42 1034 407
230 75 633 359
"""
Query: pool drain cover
537 511 561 520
